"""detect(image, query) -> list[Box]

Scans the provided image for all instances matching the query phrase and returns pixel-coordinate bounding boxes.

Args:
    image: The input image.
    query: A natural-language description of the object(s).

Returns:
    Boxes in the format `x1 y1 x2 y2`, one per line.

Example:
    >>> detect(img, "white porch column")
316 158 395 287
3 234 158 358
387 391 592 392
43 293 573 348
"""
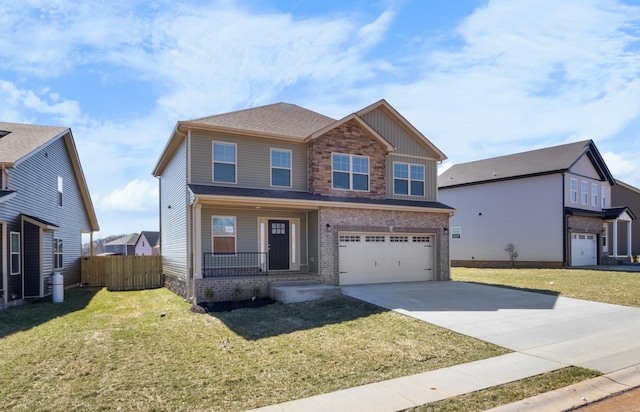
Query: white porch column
193 203 202 279
628 220 633 258
612 218 618 258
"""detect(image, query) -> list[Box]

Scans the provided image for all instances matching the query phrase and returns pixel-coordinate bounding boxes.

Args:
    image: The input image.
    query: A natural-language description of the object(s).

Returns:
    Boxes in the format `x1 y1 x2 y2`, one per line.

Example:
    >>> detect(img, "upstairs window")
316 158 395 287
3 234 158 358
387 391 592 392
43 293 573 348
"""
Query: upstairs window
10 232 20 275
332 154 369 191
58 176 63 207
570 179 577 203
393 162 425 196
581 181 588 205
212 216 236 254
591 183 598 207
601 186 607 208
271 149 291 187
213 142 236 183
54 239 63 269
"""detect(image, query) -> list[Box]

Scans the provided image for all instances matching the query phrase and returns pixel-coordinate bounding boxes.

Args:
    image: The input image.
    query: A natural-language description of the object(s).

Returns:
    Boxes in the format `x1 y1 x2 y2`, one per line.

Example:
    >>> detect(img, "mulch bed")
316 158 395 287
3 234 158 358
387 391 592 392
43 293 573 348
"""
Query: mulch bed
196 298 277 313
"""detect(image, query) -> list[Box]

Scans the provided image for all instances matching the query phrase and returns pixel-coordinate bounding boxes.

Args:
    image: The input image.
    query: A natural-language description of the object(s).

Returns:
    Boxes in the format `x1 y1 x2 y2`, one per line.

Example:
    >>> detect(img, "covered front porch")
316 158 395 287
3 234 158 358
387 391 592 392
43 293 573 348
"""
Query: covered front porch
603 207 637 264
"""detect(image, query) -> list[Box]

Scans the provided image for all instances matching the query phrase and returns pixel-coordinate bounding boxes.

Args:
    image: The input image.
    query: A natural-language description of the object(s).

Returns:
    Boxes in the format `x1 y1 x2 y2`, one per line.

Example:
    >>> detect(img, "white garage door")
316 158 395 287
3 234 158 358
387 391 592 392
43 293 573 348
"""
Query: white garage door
338 233 434 285
571 233 597 266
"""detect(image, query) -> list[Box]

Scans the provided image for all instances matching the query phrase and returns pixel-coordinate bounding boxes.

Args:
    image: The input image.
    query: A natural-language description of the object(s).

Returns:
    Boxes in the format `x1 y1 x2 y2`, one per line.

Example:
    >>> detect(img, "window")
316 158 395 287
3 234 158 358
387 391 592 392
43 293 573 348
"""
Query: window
212 216 236 253
451 227 462 239
10 232 20 275
58 176 63 207
393 162 425 196
581 181 588 205
601 186 607 208
591 183 598 206
332 153 369 191
570 179 577 203
271 149 291 187
54 239 63 269
213 142 236 183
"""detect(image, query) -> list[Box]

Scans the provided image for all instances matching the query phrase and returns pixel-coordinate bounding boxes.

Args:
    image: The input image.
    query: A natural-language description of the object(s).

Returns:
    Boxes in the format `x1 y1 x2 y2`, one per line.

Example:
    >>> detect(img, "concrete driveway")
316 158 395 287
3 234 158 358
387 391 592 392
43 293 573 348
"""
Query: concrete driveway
342 281 640 373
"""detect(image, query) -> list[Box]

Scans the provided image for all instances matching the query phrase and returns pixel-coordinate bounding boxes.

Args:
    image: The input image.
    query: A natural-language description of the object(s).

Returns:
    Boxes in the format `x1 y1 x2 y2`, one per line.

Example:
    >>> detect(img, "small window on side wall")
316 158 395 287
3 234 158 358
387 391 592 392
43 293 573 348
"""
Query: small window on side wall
10 232 20 274
58 176 63 207
212 216 236 254
451 227 462 239
54 239 63 269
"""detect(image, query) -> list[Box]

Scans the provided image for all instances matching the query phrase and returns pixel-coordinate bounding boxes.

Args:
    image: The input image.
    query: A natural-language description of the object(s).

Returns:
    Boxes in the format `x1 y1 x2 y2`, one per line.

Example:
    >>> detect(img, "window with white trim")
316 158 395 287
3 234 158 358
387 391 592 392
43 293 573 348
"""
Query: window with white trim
212 216 236 253
57 176 63 207
332 153 369 191
54 238 63 269
393 162 425 196
591 183 598 206
10 232 20 275
271 149 291 187
570 178 577 203
581 181 588 205
601 186 606 208
213 142 236 183
451 227 462 239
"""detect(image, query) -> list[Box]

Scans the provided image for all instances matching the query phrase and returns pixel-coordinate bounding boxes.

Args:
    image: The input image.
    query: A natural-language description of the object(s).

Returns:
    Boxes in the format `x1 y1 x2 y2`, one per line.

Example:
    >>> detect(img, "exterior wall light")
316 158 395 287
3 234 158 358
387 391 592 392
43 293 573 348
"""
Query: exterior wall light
326 223 332 232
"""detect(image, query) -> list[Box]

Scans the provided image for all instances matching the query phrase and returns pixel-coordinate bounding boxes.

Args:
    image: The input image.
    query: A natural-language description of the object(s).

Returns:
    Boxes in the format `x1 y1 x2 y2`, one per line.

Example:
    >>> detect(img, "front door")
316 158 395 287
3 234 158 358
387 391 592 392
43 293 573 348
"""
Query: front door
268 220 290 270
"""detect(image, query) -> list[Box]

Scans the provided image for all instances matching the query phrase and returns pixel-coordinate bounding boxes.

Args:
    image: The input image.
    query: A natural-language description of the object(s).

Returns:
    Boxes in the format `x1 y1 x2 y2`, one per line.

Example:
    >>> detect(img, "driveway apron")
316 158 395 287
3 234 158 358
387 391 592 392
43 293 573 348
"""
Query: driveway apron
342 281 640 373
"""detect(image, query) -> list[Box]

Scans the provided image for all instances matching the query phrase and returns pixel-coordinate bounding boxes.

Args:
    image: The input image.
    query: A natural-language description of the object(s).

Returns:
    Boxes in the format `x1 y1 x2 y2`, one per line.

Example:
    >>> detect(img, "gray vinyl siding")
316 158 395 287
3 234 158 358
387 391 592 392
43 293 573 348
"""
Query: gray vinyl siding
440 174 565 263
189 132 308 191
386 155 438 201
160 139 188 281
308 210 319 273
200 207 308 265
360 107 438 159
0 136 92 299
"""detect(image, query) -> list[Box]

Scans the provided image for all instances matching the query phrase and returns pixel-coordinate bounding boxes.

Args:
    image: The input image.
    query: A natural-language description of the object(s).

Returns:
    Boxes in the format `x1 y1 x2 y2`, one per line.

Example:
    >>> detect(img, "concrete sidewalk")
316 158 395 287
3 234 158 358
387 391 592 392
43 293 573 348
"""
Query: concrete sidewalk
249 353 566 412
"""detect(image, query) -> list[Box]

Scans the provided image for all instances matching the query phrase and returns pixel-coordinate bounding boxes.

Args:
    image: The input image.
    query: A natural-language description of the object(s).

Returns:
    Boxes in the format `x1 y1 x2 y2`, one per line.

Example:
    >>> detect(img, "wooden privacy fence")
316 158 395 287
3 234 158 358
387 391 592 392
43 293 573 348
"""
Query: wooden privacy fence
81 256 163 291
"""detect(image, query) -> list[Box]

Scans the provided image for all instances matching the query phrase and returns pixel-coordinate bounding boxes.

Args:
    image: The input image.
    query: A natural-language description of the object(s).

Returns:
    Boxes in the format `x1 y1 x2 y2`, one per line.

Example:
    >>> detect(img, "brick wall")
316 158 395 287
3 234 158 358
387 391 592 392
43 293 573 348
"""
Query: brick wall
308 119 388 199
164 274 188 299
318 207 450 285
195 274 319 303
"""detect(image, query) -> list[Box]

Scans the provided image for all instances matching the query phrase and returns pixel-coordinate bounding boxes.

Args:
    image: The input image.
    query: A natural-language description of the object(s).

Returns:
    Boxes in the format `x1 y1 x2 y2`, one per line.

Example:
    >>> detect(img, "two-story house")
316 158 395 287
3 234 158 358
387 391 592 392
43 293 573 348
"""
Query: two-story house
0 122 99 308
134 231 160 256
438 140 635 268
153 100 454 302
104 233 138 256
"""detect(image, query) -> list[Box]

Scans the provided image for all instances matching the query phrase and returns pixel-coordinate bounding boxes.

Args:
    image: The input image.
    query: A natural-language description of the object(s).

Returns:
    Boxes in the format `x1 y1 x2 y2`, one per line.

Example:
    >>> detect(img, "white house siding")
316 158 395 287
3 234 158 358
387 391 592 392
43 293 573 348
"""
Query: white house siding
440 174 565 265
199 206 308 267
160 139 188 285
189 132 308 191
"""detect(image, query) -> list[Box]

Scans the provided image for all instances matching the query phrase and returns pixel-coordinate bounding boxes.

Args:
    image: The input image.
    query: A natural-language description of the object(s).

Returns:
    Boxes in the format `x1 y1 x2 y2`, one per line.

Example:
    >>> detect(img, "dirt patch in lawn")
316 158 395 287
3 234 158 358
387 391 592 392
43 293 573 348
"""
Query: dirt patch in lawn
197 297 277 313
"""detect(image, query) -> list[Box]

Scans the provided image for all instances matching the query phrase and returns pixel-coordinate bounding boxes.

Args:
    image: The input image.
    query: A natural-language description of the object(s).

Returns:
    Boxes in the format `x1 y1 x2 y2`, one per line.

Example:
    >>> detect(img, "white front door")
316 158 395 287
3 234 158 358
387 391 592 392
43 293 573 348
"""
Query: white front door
338 233 434 285
571 233 597 266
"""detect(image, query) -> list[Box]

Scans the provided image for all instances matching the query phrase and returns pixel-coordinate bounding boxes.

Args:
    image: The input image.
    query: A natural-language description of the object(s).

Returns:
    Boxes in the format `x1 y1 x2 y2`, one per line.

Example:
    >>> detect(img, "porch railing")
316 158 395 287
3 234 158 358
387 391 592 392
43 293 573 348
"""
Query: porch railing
203 252 268 277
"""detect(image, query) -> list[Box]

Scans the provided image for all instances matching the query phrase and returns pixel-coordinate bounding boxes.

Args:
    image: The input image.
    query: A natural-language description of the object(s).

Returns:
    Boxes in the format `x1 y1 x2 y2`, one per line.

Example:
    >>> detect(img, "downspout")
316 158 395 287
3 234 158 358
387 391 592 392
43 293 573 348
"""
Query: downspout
562 173 568 266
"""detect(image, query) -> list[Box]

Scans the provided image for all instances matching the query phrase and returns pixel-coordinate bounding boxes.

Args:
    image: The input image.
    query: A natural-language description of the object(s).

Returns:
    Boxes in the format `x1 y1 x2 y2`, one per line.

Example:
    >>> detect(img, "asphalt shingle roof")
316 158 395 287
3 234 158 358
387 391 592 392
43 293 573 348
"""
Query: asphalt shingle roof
185 103 336 139
140 231 160 248
105 233 139 246
0 122 68 166
438 140 608 188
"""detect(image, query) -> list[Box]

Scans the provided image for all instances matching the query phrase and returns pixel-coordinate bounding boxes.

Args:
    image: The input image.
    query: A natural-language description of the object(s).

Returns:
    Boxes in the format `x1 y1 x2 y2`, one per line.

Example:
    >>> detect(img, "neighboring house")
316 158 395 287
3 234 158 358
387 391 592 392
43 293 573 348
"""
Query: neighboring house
0 122 99 307
153 100 454 302
135 231 160 255
104 233 138 256
438 140 635 268
611 181 640 259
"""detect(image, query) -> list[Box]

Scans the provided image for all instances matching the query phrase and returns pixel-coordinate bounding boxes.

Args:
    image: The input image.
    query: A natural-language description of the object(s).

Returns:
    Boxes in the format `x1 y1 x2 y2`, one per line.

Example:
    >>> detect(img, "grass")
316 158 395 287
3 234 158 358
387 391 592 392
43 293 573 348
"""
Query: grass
452 267 640 307
407 367 600 412
0 287 507 412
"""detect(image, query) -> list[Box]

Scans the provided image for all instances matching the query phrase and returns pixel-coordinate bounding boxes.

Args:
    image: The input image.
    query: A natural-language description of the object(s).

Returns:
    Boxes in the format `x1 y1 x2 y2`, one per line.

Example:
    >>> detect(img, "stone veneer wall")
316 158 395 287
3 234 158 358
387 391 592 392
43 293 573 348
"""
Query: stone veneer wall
318 207 450 285
164 274 188 299
308 119 388 199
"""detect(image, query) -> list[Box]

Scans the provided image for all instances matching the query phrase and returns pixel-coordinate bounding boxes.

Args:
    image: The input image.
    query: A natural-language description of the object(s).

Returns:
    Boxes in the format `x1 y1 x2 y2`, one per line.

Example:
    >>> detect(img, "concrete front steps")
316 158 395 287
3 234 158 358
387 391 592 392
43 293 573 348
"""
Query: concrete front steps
269 280 341 304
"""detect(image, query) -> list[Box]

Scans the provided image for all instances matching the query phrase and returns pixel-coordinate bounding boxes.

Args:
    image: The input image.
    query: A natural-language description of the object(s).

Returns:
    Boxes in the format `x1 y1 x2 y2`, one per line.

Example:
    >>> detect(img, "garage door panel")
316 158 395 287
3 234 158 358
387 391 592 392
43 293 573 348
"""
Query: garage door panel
339 233 434 285
571 233 597 266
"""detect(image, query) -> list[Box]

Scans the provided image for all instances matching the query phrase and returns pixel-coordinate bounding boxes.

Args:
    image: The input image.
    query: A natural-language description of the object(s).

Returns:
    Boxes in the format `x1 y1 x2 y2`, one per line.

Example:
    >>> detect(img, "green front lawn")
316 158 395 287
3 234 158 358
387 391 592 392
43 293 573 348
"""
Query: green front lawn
452 267 640 307
0 287 507 411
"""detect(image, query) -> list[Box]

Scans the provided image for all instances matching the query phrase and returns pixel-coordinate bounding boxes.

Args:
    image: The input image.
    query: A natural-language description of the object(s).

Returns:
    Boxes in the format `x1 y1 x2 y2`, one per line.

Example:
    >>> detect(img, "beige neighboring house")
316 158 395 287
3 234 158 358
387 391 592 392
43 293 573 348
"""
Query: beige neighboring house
153 100 454 302
438 140 635 268
134 231 160 256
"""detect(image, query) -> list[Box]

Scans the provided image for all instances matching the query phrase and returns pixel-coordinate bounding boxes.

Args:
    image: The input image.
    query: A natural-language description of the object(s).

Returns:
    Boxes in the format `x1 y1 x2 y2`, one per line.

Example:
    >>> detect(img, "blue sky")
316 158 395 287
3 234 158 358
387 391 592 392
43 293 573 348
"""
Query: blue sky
2 0 640 238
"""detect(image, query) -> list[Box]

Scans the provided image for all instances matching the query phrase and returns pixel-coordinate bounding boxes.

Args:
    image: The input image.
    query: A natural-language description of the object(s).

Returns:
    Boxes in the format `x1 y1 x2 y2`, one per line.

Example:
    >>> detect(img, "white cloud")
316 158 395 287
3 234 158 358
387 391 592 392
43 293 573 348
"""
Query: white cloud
100 179 158 212
0 80 84 124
